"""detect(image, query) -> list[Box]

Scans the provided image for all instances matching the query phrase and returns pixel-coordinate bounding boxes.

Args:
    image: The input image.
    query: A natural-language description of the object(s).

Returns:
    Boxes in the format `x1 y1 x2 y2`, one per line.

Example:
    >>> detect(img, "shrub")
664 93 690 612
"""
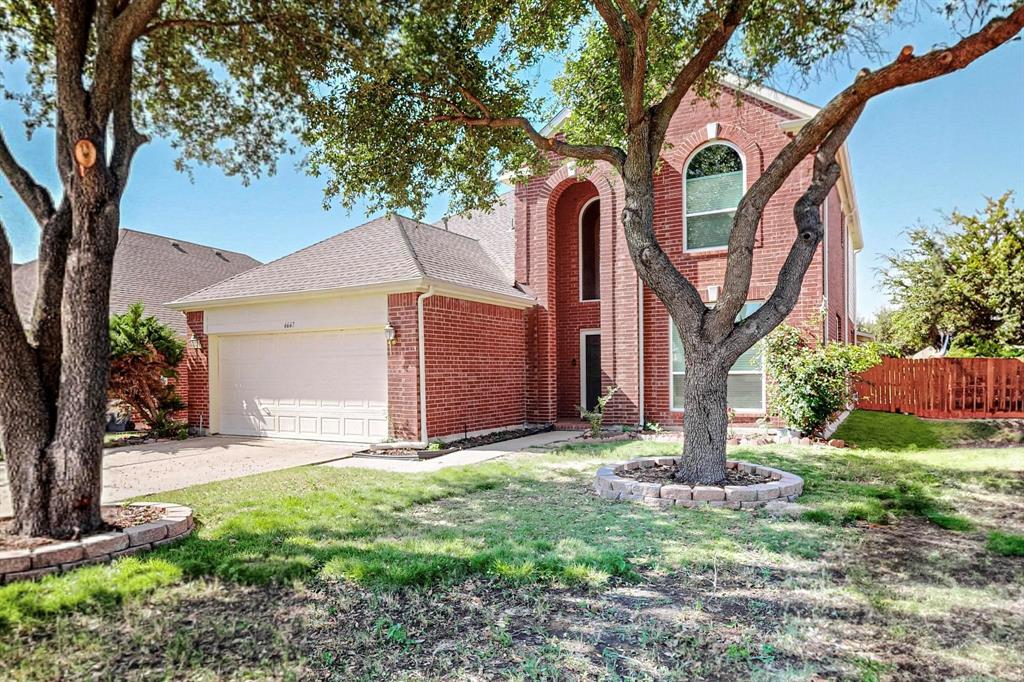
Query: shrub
108 303 187 438
578 385 618 438
762 324 882 436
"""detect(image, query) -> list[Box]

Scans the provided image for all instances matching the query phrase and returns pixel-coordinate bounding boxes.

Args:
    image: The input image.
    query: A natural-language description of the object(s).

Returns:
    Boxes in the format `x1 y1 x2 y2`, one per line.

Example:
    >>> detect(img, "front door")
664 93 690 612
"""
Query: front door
581 331 602 411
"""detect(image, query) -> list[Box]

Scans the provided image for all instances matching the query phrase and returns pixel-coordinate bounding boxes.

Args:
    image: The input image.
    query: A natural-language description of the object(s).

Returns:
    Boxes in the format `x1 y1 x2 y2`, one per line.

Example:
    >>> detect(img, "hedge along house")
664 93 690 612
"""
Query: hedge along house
171 79 861 444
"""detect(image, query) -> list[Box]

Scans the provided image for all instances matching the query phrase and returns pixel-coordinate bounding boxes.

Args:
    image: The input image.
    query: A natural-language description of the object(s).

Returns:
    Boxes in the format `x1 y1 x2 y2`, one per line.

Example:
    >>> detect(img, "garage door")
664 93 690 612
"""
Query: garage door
217 330 388 443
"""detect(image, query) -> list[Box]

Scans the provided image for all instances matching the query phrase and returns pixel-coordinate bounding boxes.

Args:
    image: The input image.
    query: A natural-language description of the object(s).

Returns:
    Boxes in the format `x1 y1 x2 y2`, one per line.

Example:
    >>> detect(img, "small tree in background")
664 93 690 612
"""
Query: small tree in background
878 191 1024 357
108 304 185 438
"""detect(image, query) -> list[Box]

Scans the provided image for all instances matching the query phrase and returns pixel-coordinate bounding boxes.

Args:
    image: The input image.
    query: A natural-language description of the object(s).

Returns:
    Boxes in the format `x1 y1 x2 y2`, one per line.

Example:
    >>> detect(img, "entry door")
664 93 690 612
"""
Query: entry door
581 331 602 411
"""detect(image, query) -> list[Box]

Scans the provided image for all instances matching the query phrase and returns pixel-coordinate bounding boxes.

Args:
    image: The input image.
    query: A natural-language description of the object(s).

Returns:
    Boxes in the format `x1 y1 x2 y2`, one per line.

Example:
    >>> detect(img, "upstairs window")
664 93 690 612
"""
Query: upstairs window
580 198 600 301
684 143 743 251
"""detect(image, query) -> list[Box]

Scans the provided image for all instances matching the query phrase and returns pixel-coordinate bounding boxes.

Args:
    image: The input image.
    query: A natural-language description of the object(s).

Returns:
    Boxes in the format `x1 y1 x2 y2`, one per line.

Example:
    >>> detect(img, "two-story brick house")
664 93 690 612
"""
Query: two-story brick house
171 79 860 443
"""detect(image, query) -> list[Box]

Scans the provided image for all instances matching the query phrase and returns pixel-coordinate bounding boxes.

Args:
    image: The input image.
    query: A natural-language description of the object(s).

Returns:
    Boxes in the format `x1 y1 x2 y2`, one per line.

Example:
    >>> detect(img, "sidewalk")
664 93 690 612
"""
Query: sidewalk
321 429 580 473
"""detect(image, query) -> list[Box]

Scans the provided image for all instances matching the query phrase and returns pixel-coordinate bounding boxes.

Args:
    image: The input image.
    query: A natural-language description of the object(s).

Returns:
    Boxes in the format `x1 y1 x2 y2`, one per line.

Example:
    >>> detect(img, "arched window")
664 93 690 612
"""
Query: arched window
579 198 600 301
684 143 743 251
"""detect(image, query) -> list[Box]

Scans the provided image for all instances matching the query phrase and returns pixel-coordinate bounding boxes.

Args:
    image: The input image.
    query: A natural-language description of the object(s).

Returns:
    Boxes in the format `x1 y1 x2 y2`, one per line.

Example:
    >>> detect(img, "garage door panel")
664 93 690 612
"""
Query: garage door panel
217 331 387 443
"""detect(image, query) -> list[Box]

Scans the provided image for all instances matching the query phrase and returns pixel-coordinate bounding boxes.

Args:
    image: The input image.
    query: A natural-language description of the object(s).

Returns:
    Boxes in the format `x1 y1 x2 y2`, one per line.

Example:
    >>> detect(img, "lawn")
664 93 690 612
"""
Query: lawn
1 410 1022 680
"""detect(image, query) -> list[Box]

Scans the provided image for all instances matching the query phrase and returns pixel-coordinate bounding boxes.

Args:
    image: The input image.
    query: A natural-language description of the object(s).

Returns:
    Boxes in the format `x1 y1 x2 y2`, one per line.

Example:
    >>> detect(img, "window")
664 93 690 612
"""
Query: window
579 198 600 300
670 302 764 411
684 143 743 251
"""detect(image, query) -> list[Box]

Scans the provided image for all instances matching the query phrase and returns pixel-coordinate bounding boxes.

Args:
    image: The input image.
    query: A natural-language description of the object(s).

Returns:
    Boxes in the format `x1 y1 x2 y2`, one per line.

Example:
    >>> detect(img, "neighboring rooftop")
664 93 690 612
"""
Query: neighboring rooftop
171 214 530 307
13 229 260 336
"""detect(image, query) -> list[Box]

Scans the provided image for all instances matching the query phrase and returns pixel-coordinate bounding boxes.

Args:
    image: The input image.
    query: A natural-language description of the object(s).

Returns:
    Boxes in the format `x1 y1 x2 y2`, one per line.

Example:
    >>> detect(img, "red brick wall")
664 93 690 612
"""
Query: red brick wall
516 86 848 427
184 311 209 431
824 190 853 343
386 293 528 440
386 293 421 440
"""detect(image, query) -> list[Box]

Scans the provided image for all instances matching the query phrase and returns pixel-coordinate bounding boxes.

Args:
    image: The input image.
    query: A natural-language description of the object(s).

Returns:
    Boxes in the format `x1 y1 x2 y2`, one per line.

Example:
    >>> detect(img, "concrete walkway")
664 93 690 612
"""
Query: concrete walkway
0 436 357 515
322 429 579 473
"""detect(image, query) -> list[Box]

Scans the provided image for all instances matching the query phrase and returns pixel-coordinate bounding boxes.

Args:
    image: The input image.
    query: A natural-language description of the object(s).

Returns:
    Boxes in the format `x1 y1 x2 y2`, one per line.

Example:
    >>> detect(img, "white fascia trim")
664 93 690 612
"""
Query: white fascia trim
777 117 863 252
719 73 820 119
167 277 536 312
540 107 572 136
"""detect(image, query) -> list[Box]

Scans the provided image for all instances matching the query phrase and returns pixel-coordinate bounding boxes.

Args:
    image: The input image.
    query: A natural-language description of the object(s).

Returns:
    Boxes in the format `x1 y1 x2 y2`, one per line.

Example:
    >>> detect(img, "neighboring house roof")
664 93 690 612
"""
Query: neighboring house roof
170 214 532 308
434 191 515 282
13 229 260 336
541 75 864 251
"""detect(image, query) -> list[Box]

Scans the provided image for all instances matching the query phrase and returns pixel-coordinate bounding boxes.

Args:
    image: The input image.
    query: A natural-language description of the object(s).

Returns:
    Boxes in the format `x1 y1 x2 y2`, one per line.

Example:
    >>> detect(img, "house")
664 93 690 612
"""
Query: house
170 79 860 444
14 229 260 421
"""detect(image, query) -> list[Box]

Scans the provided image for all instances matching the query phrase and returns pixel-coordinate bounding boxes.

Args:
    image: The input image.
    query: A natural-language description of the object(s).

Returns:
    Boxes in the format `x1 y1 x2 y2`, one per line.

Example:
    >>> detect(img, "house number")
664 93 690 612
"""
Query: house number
283 321 295 329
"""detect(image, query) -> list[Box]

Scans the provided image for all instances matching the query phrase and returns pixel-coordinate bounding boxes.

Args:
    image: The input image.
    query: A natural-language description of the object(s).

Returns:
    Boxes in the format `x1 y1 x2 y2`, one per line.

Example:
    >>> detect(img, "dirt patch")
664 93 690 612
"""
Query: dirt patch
617 463 772 486
0 504 164 550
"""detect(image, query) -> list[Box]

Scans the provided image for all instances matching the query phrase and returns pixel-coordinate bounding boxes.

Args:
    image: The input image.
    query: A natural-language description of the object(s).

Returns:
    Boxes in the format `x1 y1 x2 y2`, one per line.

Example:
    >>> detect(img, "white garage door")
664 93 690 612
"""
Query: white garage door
217 330 388 443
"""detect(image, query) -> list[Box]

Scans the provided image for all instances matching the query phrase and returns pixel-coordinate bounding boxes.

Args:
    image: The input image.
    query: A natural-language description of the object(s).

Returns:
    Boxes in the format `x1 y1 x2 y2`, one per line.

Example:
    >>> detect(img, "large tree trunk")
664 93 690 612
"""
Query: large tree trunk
1 178 119 538
618 118 731 485
677 352 730 483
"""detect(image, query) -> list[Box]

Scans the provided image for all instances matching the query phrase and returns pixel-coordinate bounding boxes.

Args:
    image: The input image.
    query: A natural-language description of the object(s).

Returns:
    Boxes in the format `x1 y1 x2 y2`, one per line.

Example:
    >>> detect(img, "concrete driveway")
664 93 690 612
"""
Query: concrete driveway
0 436 357 516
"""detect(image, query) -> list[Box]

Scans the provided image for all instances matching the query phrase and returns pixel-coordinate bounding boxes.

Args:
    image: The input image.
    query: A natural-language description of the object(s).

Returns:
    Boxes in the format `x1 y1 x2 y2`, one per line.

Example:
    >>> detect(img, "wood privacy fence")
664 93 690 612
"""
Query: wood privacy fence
855 357 1024 418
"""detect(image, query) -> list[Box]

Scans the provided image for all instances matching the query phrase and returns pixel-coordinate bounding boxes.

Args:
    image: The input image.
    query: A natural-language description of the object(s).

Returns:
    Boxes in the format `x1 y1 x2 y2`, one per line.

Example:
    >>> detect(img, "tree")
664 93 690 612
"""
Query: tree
303 1 1024 483
108 303 185 437
878 191 1024 357
0 1 368 538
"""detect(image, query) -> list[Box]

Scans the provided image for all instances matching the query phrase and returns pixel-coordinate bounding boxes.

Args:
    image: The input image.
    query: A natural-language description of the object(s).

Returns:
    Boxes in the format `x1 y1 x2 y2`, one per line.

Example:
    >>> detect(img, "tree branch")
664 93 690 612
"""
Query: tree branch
110 61 149 196
649 0 752 155
714 5 1024 336
727 105 863 355
140 16 260 37
427 114 626 171
0 129 55 226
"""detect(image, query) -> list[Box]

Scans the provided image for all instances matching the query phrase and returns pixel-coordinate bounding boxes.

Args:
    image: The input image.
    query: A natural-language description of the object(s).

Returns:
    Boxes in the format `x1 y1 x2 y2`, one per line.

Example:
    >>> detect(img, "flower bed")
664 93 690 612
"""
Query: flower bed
0 503 194 584
594 457 804 510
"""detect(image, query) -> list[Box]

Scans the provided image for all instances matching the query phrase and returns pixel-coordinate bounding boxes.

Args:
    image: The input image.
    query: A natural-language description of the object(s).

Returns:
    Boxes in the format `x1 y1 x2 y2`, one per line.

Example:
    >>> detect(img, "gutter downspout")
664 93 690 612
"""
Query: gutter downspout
638 277 644 427
417 286 436 445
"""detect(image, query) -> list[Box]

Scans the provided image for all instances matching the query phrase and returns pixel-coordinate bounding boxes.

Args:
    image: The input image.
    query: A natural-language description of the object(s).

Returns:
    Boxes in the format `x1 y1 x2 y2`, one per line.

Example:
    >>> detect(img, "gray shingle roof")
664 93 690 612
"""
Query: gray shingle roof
12 229 260 336
434 191 515 282
171 213 531 307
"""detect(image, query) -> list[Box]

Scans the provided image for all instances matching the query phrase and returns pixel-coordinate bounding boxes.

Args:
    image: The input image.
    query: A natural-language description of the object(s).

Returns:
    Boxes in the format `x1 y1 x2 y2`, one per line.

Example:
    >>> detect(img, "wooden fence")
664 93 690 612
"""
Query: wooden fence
855 357 1024 419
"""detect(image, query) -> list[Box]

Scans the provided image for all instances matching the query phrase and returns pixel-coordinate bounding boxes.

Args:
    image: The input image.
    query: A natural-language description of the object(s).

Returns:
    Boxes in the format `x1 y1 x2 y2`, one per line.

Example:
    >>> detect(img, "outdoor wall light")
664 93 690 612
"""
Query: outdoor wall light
384 322 397 345
187 333 202 350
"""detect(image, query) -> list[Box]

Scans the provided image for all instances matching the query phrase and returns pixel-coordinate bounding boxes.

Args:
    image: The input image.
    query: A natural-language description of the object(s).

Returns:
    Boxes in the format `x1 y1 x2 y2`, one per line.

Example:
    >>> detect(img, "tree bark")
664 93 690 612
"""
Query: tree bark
677 350 731 484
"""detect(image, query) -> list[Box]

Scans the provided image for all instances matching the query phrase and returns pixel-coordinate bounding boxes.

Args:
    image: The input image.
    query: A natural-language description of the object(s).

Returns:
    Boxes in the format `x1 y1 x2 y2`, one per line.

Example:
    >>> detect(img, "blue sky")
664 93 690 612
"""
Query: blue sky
2 13 1022 320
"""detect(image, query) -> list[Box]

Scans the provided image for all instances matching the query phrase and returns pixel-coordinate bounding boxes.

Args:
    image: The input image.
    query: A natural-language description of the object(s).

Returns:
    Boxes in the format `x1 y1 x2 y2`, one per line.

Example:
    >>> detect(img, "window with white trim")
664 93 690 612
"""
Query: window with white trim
670 302 764 411
684 143 743 251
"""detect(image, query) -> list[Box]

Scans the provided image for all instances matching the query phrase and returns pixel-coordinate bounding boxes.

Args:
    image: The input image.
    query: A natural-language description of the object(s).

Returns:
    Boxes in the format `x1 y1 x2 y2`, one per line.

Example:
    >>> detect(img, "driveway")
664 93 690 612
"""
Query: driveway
0 436 357 516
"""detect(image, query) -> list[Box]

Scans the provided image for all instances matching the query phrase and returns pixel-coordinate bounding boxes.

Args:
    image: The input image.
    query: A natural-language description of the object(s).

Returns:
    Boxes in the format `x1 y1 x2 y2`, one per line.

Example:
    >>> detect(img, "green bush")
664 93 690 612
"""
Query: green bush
762 324 883 436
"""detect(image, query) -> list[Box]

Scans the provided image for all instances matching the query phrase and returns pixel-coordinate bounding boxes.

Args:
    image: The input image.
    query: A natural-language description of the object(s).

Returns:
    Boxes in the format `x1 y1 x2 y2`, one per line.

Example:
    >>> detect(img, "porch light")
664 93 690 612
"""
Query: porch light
187 333 202 350
383 322 397 344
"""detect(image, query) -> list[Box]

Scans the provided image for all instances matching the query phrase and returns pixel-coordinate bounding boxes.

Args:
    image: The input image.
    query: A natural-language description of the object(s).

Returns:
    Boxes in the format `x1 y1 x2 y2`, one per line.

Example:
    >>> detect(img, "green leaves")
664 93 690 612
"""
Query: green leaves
109 302 184 367
877 191 1024 357
763 323 883 436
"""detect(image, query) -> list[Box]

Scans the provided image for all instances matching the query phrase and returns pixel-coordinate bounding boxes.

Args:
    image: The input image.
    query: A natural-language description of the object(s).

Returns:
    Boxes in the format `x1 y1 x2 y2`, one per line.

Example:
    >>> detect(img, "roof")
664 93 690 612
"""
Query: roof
541 76 864 251
171 214 531 308
13 229 260 336
434 191 515 281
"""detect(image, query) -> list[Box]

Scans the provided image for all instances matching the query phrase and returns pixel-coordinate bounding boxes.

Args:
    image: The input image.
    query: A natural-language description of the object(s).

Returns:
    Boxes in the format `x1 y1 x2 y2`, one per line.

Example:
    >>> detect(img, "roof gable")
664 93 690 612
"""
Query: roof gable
171 214 530 308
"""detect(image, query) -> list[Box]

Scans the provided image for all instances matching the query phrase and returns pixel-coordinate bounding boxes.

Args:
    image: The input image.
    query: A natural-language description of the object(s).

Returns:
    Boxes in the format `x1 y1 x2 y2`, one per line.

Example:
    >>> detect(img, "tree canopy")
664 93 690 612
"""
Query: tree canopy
877 191 1024 357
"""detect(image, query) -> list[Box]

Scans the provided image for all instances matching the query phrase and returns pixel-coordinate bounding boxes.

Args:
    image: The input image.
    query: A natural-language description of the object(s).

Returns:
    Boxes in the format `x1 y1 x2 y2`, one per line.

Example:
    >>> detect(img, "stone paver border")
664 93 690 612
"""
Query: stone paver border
0 502 194 584
594 458 804 509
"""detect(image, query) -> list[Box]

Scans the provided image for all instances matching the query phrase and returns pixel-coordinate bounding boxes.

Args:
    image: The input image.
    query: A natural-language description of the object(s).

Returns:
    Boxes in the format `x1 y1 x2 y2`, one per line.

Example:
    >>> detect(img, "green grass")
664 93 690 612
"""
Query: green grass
2 409 1023 679
832 410 1003 451
987 531 1024 556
